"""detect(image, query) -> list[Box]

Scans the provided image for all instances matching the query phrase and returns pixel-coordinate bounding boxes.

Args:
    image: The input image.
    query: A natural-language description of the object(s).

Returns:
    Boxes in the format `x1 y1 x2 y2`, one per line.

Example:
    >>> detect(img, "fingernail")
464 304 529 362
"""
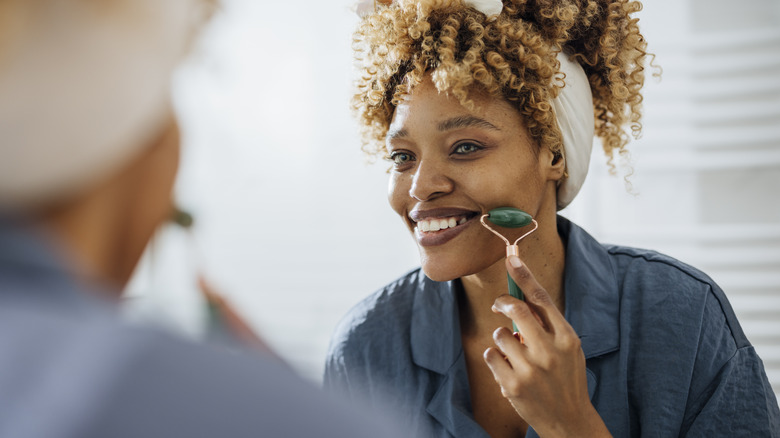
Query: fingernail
508 256 523 269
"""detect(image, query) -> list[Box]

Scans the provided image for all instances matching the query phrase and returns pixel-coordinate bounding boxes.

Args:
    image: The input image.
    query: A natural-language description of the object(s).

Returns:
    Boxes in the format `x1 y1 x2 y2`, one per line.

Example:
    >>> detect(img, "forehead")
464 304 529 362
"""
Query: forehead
388 78 523 138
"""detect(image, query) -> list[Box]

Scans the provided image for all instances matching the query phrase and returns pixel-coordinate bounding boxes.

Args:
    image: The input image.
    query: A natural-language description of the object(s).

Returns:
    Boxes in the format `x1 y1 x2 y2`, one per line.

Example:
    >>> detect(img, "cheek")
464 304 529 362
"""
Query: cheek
159 128 180 202
458 158 527 207
146 122 180 225
487 158 545 210
387 172 409 219
117 120 180 284
137 121 180 232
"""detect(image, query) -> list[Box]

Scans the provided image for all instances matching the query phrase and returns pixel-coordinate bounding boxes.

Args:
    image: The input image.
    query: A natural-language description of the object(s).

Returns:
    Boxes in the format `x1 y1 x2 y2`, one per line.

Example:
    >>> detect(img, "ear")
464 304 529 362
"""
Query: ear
540 147 566 183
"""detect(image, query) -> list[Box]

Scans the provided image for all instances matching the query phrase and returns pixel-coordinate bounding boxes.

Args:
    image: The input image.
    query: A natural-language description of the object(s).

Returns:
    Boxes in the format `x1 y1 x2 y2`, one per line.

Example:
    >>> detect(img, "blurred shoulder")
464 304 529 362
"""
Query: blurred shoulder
87 316 399 437
0 299 398 437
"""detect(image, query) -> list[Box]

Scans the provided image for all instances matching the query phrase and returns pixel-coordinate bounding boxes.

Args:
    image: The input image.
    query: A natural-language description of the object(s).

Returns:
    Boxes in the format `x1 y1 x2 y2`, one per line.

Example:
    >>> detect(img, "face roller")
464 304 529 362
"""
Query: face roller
169 208 219 328
480 207 538 332
171 207 194 229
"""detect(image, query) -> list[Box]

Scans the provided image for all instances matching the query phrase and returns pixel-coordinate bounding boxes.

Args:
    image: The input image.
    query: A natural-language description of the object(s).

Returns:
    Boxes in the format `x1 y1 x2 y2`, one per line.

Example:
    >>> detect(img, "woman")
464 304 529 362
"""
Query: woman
324 0 780 436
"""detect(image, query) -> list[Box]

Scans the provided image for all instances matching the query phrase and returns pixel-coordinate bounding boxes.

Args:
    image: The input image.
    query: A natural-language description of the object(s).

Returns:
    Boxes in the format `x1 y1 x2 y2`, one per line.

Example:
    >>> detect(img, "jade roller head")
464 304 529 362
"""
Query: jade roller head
480 207 538 257
171 207 194 229
480 207 538 318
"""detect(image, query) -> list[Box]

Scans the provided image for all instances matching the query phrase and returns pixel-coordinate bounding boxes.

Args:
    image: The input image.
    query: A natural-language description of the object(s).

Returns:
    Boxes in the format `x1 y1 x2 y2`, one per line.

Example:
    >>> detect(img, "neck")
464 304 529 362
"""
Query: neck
459 213 565 337
40 194 128 298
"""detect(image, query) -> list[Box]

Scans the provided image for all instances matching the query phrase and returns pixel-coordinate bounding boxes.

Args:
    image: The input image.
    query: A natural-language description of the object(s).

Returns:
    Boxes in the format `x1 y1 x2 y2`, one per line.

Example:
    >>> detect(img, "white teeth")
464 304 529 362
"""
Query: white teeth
416 216 471 233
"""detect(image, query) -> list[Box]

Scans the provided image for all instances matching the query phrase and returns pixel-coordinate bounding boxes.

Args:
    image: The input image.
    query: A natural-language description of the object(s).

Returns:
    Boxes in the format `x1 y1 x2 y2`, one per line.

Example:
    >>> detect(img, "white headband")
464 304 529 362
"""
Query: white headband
553 51 595 210
0 0 204 210
357 0 502 18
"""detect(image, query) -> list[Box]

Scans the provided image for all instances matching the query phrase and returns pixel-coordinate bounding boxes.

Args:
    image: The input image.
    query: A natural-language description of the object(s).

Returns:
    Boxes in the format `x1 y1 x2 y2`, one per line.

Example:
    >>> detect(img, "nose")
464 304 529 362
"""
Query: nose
408 159 454 202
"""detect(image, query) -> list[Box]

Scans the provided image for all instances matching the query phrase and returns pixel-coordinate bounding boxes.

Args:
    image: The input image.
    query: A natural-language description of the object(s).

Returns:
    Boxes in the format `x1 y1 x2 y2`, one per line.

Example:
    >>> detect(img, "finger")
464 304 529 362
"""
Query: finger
505 256 567 333
492 326 528 367
483 346 512 373
493 295 548 343
483 347 528 400
492 299 545 329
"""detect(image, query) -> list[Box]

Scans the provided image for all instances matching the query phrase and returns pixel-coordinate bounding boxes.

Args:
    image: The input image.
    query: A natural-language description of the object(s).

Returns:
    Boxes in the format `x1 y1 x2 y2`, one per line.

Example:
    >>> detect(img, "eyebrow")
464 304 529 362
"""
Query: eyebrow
437 115 500 132
386 128 408 140
385 115 500 142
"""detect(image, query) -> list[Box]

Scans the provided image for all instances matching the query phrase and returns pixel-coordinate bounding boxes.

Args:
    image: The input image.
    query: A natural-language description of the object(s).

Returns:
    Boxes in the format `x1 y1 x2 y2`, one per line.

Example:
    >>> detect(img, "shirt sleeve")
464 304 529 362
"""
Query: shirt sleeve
681 345 780 436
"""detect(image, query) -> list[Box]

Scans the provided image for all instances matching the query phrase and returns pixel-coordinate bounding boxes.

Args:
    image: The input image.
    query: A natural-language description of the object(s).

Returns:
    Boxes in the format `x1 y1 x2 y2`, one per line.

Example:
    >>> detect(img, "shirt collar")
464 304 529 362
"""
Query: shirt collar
409 215 620 375
410 272 462 374
558 216 620 358
0 217 112 311
0 215 67 278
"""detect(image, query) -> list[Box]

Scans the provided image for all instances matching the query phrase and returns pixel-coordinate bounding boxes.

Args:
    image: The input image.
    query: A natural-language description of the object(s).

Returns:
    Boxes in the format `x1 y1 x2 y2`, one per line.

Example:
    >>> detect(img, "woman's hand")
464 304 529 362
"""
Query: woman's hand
483 256 612 438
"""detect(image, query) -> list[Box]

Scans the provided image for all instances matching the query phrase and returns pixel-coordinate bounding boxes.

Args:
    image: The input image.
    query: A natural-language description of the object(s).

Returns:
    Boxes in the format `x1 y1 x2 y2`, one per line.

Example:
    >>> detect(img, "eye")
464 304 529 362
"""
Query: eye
385 150 416 168
452 141 483 155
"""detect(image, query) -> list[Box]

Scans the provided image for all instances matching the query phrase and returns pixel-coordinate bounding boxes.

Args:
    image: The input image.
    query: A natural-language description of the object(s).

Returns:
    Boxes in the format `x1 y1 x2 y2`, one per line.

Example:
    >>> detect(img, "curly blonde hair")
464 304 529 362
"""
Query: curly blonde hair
353 0 651 169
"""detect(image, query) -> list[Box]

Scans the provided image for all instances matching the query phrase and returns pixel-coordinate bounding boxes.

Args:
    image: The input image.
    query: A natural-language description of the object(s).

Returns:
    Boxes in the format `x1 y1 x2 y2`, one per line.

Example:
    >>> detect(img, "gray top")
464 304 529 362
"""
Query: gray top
325 216 780 437
0 218 403 438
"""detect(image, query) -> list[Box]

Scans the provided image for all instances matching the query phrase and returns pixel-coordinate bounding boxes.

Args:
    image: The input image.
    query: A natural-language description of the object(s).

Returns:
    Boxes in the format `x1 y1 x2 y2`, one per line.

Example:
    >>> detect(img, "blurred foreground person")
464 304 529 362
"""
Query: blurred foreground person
0 1 401 437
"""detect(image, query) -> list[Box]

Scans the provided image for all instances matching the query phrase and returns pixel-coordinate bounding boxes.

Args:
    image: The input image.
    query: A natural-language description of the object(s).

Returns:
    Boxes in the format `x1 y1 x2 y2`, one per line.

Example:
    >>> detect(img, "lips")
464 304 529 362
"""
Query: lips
409 207 480 246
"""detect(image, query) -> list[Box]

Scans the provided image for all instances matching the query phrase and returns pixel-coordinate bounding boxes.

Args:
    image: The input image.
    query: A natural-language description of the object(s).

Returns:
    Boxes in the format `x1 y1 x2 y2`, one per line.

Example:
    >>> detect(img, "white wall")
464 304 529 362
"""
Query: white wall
124 0 780 398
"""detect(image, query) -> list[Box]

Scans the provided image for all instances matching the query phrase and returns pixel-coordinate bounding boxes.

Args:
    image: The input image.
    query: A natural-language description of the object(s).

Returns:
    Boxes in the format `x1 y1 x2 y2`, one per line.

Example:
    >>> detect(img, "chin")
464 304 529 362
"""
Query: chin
418 241 504 282
418 255 487 283
420 267 458 283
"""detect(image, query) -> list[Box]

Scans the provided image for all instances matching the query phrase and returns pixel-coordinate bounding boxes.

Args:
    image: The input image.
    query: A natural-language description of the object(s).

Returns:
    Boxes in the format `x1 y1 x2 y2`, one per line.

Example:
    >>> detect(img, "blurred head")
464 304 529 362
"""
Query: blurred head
354 0 649 280
0 0 215 285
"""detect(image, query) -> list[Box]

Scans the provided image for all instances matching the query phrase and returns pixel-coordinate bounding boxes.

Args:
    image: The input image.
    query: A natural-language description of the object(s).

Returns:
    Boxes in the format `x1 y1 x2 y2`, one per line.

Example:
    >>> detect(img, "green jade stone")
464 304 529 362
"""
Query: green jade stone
487 207 533 228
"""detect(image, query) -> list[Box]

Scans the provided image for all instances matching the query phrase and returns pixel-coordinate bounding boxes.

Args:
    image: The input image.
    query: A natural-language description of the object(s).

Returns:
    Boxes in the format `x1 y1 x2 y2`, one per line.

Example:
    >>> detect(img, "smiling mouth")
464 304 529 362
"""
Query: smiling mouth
416 216 469 232
408 209 480 246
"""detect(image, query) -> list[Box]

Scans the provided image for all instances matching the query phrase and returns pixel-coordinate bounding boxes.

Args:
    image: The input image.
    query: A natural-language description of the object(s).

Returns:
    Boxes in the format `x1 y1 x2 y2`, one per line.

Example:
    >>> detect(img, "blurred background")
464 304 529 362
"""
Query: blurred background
123 0 780 399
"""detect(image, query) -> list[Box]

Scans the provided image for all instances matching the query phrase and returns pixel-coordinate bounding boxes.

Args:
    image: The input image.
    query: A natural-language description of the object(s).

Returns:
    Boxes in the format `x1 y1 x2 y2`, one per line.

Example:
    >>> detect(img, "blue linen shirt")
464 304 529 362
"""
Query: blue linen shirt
325 216 780 437
0 218 403 438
